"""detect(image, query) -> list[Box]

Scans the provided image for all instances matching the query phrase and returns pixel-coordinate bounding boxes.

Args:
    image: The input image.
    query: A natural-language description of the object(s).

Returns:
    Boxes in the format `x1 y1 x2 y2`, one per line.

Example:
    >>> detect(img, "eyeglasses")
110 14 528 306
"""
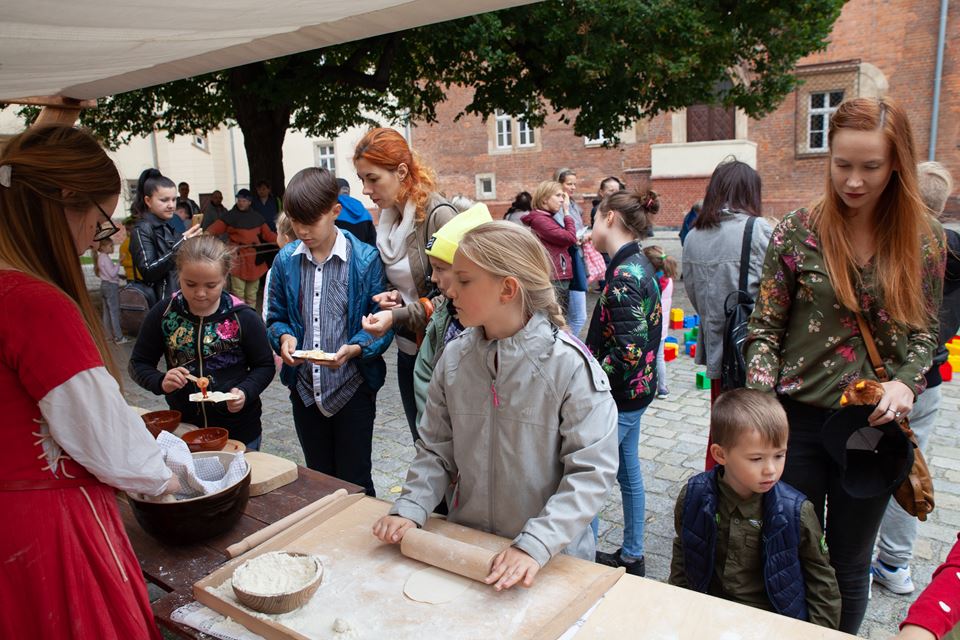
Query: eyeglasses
92 200 120 242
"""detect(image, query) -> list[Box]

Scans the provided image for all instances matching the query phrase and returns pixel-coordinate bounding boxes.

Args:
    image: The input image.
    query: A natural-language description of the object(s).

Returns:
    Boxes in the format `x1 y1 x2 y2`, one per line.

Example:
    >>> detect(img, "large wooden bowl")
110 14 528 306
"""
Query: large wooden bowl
232 552 323 614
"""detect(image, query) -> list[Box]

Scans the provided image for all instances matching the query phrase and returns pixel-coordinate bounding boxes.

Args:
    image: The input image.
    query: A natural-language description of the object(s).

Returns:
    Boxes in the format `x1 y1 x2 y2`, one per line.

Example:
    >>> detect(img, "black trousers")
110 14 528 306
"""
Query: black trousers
780 397 891 634
290 386 377 497
397 350 419 443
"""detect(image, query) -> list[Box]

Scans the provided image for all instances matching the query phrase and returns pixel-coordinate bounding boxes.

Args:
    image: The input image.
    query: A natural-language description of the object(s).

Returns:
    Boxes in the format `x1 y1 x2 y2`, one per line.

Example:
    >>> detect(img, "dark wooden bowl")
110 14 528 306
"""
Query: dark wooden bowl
142 410 181 438
182 427 229 452
127 451 250 545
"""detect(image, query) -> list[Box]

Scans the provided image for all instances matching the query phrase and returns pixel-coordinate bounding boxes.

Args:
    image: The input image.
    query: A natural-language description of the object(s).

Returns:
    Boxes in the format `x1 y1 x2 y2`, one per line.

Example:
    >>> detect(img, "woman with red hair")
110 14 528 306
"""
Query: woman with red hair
745 97 945 633
354 128 454 441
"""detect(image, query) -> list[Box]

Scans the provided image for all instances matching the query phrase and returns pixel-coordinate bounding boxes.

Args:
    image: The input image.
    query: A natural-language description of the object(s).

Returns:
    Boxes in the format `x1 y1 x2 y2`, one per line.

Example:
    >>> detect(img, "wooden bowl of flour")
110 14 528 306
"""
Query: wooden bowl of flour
232 551 323 614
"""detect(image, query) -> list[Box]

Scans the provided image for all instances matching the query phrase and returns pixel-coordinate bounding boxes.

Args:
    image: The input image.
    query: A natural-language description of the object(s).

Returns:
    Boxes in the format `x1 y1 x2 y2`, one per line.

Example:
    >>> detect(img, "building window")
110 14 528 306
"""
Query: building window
808 90 844 151
517 120 535 147
686 105 735 142
314 142 336 171
192 134 208 151
495 111 513 149
475 173 496 200
585 130 607 146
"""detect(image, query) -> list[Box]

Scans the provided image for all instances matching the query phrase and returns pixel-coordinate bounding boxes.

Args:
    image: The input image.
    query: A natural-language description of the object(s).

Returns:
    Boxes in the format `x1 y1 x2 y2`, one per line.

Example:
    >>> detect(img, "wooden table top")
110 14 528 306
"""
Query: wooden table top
120 465 362 639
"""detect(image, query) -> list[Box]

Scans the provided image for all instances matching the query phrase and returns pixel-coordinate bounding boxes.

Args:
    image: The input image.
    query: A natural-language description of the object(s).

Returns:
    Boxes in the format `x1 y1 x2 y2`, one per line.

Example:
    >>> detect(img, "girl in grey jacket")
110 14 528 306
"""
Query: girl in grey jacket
373 222 619 591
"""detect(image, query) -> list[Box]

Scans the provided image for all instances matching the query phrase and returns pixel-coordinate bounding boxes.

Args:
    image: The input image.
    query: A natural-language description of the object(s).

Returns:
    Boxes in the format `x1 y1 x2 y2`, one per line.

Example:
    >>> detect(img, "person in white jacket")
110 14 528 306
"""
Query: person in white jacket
373 221 618 591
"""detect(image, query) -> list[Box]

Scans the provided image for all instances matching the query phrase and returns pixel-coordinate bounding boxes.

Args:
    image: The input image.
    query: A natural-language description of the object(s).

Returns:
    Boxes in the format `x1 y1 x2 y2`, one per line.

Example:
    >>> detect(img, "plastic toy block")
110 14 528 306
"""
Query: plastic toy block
683 317 696 328
691 314 700 327
691 326 699 338
689 343 697 358
696 371 712 390
684 330 697 344
947 342 960 357
670 308 684 323
664 343 678 361
664 336 679 345
940 361 953 383
685 341 694 355
950 355 960 372
671 320 685 330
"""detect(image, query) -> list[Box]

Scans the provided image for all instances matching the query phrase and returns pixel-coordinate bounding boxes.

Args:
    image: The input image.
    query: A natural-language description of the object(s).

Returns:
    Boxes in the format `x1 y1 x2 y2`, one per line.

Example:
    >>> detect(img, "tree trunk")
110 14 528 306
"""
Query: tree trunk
228 63 292 197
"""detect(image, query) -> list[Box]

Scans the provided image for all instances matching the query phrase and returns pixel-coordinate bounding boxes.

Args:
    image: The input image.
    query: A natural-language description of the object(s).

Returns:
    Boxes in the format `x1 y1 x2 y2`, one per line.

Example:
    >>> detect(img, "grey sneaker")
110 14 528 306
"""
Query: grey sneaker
871 558 914 595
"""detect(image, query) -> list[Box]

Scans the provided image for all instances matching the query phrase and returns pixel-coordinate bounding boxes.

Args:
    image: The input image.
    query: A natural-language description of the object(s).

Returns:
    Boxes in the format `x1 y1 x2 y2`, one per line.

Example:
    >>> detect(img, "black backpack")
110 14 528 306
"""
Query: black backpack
720 216 757 390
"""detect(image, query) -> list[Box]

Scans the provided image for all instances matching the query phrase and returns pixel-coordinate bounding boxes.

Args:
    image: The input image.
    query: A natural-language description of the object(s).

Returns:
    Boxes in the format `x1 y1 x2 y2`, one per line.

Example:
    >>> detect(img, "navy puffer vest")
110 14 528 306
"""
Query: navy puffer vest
680 467 810 621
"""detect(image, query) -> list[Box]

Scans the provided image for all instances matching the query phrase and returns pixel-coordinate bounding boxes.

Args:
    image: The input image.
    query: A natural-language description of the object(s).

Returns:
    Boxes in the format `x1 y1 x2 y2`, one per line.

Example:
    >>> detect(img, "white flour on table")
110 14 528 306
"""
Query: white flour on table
232 552 319 596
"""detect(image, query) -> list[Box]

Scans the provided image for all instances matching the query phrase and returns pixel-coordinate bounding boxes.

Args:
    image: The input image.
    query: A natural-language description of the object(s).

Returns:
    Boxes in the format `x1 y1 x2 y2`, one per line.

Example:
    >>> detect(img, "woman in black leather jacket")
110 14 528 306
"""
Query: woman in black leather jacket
129 169 201 301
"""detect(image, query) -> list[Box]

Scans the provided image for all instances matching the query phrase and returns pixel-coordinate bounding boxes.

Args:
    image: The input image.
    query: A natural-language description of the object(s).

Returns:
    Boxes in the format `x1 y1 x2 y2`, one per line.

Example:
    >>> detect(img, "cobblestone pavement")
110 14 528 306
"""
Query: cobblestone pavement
101 230 960 639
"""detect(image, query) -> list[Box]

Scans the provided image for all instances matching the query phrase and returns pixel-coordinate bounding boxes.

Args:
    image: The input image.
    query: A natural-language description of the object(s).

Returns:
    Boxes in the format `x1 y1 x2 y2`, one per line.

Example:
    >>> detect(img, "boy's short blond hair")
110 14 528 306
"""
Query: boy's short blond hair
710 388 788 449
917 161 954 215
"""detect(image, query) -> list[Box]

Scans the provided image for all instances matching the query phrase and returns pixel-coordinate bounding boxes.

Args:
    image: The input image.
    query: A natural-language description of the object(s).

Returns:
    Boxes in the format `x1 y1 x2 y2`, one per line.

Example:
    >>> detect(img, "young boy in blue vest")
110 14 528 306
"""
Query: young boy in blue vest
669 388 840 629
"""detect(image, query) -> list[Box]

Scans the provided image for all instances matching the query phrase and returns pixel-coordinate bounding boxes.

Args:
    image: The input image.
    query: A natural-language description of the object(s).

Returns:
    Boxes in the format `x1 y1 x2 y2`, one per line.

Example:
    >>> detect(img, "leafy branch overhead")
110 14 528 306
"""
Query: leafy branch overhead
22 0 843 185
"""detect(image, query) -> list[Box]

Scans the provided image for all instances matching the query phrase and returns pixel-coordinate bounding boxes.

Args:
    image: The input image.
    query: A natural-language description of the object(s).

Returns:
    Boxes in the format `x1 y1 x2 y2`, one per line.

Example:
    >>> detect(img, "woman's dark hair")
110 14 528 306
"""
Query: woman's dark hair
694 159 762 229
506 191 532 214
599 176 625 192
599 190 660 239
283 167 340 224
131 168 176 217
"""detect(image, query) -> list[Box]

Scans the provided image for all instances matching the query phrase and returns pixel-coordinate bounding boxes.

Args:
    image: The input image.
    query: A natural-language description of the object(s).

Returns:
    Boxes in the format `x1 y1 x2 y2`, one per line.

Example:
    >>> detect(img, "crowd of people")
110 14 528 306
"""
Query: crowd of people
2 95 959 640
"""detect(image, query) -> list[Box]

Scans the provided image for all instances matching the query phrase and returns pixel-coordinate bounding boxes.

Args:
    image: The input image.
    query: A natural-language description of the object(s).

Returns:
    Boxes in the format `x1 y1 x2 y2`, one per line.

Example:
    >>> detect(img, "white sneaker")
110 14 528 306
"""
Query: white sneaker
871 559 915 595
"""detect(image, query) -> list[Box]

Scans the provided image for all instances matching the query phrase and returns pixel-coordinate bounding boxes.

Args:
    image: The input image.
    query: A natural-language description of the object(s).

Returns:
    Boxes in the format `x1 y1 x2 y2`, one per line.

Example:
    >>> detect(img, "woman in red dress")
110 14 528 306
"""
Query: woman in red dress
0 125 178 639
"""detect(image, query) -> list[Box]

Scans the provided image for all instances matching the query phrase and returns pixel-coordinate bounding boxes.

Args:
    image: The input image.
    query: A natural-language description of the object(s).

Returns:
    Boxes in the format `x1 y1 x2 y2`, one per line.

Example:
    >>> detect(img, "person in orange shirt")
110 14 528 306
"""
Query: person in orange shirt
206 189 277 307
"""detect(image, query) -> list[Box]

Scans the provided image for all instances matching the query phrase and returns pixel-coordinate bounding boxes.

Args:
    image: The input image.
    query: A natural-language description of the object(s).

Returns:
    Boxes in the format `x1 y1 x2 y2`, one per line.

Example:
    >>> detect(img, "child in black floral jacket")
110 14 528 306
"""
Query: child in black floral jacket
586 189 663 577
129 236 275 449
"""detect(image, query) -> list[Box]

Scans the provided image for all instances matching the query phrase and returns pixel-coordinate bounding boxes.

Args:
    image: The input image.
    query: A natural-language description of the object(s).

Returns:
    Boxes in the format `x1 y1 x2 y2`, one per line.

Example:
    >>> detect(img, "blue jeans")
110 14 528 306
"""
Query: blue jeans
245 435 262 452
567 289 587 337
617 406 647 559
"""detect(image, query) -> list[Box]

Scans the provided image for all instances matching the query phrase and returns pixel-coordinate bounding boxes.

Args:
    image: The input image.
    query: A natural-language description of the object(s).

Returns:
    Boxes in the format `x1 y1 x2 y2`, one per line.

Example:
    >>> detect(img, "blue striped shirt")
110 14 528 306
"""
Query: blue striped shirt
294 231 362 415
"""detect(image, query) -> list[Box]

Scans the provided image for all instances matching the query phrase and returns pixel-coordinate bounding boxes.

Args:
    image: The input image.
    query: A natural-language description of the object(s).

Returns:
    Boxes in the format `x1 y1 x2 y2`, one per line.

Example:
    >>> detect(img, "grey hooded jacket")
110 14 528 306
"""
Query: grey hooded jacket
682 210 773 379
391 312 619 566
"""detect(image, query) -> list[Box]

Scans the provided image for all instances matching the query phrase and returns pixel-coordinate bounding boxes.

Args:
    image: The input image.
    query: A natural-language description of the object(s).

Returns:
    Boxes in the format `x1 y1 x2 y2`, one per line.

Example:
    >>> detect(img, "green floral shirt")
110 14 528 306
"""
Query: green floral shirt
745 209 945 408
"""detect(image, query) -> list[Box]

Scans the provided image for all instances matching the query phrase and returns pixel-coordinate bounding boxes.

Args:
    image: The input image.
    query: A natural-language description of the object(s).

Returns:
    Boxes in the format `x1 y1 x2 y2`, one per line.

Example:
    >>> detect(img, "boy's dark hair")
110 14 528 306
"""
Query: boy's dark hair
175 201 191 213
283 167 339 224
256 179 271 189
710 388 788 449
178 181 189 188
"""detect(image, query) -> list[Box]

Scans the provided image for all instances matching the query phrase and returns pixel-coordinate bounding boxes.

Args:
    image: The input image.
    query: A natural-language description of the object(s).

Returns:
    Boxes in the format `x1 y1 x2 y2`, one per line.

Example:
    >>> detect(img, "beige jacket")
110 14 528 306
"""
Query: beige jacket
389 193 456 334
391 313 619 566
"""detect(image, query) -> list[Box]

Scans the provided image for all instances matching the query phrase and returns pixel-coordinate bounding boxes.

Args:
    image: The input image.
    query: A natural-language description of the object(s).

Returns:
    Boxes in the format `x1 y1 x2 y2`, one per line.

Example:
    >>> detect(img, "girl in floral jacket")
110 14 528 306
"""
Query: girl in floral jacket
586 189 664 577
130 236 275 449
744 98 945 634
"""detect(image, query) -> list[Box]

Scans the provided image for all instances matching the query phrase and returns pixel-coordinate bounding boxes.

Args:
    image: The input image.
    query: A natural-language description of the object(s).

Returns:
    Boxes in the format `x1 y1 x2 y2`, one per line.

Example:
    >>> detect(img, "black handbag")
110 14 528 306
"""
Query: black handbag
720 216 756 390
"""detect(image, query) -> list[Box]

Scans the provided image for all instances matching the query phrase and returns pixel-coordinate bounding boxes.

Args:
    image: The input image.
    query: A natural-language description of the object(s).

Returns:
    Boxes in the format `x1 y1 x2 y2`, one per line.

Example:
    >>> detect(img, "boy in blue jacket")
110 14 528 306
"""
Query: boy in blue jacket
266 167 392 496
669 388 840 628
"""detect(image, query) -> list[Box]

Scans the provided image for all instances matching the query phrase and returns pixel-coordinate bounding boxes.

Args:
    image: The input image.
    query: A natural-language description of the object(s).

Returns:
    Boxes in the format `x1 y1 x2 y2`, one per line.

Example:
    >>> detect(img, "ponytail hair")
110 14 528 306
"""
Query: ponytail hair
132 168 175 217
175 235 234 276
643 245 678 280
599 189 660 239
457 221 567 330
353 128 437 222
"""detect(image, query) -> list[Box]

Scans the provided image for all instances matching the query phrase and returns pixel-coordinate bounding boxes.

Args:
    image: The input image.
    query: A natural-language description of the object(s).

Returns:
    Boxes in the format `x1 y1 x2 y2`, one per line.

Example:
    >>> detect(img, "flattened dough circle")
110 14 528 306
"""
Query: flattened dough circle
403 566 473 604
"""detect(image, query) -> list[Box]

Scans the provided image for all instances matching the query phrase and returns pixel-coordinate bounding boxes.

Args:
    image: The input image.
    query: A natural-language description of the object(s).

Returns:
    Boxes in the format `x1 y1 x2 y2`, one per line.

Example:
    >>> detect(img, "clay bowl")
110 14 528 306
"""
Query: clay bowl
232 552 323 614
182 427 229 452
142 409 181 438
127 451 250 545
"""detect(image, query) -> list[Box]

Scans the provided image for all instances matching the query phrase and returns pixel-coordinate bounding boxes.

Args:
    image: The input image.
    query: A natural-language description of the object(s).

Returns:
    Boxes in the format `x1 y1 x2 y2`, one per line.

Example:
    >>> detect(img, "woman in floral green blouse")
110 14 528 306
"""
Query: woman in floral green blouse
744 97 945 635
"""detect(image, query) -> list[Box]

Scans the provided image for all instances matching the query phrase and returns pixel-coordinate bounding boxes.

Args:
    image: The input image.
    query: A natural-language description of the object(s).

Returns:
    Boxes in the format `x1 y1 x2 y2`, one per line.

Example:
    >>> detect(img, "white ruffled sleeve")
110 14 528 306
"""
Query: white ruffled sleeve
39 367 172 496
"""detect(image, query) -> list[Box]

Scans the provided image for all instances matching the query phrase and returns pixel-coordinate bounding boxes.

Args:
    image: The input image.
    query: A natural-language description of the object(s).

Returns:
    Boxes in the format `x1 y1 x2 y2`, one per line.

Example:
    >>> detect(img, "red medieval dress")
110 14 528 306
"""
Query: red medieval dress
0 271 170 639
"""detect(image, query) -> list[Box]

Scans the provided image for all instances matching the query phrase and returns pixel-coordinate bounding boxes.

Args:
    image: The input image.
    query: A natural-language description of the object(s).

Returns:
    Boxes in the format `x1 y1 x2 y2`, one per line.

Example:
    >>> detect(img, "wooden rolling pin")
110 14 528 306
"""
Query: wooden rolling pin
400 528 497 582
225 488 347 558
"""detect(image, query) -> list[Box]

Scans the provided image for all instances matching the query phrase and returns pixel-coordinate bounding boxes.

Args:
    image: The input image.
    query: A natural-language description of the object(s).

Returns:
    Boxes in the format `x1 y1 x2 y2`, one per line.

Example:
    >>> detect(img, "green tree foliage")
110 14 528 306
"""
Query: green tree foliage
24 0 845 192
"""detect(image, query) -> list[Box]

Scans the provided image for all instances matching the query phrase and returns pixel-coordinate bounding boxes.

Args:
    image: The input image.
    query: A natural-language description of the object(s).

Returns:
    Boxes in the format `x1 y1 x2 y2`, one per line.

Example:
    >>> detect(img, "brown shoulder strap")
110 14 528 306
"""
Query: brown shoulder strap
855 312 889 382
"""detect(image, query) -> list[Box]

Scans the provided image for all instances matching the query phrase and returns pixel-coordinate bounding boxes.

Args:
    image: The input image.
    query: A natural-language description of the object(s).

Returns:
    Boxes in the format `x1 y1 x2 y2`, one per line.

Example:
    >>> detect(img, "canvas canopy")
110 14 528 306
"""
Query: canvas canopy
0 0 534 102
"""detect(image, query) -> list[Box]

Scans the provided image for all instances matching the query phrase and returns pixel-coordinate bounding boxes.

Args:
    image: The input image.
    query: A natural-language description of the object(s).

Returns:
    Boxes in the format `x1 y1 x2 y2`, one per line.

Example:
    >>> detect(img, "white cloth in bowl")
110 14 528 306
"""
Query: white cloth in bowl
156 431 248 499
